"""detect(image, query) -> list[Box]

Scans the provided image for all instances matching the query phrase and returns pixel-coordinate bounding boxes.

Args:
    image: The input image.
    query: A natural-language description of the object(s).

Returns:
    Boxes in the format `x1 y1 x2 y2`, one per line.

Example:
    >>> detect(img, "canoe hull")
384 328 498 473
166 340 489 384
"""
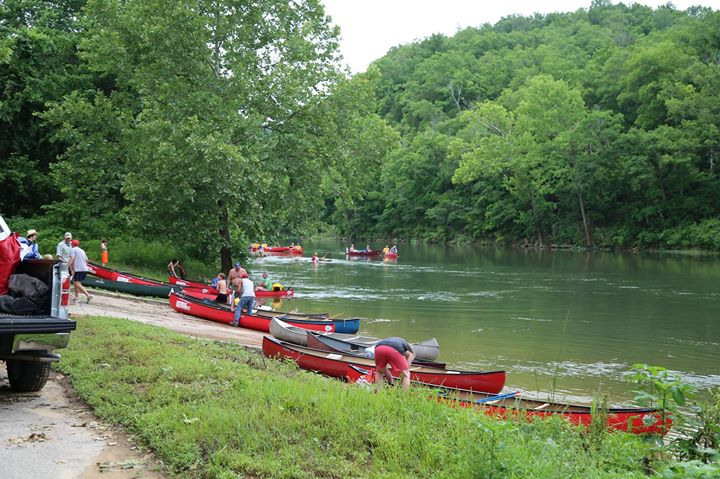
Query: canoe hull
299 330 438 361
262 336 504 393
84 276 174 297
306 332 444 368
346 365 671 435
168 276 294 298
169 291 335 333
346 251 381 257
179 290 353 331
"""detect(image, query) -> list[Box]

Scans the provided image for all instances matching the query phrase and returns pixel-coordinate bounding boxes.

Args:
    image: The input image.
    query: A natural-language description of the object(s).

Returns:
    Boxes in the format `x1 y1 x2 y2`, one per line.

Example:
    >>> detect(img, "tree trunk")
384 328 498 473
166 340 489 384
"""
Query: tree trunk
571 150 592 247
218 199 232 273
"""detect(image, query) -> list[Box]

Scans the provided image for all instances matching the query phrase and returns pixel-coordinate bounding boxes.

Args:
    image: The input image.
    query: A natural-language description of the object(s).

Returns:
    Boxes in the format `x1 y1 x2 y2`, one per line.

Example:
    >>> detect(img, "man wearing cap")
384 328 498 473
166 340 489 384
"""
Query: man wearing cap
19 229 41 260
56 232 73 262
227 262 248 289
230 272 255 327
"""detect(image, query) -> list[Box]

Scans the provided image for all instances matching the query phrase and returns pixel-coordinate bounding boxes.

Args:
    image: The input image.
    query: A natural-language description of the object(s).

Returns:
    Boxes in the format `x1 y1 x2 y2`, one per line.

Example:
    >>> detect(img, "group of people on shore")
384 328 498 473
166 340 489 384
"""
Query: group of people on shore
19 229 103 304
168 261 278 327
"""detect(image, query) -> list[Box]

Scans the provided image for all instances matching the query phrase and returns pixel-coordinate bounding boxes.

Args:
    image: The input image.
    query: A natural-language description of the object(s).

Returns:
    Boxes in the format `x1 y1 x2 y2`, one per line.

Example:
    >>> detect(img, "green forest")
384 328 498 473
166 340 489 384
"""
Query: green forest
2 0 720 268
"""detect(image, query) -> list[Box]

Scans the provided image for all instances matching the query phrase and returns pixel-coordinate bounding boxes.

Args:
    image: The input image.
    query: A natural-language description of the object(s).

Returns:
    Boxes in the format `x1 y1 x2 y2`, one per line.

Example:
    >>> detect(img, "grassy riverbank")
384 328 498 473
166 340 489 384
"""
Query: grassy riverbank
56 316 678 478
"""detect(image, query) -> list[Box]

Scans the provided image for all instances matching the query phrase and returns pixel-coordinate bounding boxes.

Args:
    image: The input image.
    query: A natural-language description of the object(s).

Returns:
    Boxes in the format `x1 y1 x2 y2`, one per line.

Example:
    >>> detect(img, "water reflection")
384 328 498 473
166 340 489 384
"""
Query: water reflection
247 240 720 402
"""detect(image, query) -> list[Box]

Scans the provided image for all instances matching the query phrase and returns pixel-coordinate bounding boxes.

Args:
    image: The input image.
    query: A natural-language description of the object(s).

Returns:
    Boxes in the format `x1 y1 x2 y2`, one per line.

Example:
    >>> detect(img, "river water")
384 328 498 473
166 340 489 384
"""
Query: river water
248 240 719 404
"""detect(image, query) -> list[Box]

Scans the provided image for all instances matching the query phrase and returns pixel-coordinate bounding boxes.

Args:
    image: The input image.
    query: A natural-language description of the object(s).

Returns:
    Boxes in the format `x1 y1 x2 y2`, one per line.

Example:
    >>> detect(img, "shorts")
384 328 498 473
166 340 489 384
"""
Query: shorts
215 293 228 303
101 251 109 263
374 345 409 373
74 271 88 282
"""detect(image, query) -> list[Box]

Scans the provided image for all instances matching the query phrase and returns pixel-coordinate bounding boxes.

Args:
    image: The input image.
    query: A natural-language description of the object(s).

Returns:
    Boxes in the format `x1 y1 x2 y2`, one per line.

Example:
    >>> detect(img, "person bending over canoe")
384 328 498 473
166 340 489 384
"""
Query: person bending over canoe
227 262 247 289
254 272 272 292
374 337 415 390
167 259 186 279
231 272 255 327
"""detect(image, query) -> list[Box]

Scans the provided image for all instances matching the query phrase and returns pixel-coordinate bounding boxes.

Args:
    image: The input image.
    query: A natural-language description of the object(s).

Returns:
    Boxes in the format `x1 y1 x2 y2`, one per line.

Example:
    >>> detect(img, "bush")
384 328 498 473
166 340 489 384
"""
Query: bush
664 219 720 251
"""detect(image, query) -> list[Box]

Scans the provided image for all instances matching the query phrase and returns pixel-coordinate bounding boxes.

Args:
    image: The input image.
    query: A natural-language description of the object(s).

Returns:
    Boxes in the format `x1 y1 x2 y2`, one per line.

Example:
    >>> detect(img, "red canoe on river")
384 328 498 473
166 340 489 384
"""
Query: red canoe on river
346 250 381 257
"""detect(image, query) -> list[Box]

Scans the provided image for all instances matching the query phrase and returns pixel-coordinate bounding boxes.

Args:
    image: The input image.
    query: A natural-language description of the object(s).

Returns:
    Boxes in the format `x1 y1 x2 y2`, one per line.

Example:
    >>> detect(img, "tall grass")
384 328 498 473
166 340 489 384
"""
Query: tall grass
57 317 666 478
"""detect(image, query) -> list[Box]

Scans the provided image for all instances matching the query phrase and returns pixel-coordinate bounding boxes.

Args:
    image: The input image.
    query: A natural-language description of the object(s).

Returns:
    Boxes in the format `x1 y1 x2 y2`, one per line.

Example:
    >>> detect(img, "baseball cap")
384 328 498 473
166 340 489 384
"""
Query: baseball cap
64 232 72 239
241 272 248 278
235 262 241 267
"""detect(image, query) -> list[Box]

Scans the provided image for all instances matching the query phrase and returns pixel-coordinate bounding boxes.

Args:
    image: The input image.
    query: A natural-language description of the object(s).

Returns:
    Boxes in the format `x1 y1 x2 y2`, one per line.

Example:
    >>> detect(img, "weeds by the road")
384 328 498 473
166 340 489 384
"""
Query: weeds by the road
58 316 668 478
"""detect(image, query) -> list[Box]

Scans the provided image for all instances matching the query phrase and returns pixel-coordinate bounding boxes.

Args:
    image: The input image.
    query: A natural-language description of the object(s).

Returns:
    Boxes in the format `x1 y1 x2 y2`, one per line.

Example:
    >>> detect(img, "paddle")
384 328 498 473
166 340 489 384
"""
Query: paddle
474 391 521 404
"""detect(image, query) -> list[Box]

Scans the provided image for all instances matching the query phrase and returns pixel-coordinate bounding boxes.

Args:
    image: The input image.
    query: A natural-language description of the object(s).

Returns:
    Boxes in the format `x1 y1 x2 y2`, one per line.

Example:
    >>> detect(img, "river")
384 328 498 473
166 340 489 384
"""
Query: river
248 240 720 405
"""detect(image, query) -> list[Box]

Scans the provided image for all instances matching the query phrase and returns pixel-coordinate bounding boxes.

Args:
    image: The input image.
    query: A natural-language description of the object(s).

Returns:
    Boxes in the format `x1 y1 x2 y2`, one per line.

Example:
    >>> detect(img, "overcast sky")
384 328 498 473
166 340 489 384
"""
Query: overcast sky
321 0 720 73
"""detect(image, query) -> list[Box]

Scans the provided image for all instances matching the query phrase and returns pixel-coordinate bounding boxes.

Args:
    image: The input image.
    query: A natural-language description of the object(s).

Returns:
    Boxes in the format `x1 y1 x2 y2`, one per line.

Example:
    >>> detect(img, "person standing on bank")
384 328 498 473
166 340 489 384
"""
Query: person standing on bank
227 262 247 289
231 272 255 327
56 232 73 262
101 239 109 266
167 259 186 278
215 272 228 304
69 239 92 303
374 337 415 390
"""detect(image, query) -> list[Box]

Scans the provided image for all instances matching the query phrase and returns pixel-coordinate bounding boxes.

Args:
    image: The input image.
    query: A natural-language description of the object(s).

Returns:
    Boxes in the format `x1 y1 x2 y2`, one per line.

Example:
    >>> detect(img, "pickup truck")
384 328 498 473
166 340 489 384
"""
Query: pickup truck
0 215 76 392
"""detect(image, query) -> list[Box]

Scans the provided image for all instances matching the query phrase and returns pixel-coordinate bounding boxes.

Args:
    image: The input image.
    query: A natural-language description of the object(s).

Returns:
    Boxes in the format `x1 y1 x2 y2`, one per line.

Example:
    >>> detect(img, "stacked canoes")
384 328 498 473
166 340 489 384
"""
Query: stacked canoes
262 335 505 393
269 317 438 359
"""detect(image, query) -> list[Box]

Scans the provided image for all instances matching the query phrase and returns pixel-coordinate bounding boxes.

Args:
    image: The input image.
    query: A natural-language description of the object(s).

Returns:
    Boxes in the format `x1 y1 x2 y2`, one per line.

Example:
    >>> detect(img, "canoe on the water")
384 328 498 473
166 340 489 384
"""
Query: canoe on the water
306 332 444 368
384 253 398 259
346 365 672 435
262 335 505 393
84 276 176 297
305 332 444 368
346 250 381 257
168 276 294 298
169 290 336 333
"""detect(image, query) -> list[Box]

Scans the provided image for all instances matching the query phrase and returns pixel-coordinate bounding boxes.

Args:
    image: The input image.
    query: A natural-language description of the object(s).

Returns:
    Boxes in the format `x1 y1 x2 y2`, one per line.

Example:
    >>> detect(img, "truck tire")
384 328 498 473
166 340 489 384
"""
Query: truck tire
6 355 51 392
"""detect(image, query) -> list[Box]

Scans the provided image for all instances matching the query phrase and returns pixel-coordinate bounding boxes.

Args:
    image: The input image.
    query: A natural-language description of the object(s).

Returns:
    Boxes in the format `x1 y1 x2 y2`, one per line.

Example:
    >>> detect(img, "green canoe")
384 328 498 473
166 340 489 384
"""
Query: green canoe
84 276 177 298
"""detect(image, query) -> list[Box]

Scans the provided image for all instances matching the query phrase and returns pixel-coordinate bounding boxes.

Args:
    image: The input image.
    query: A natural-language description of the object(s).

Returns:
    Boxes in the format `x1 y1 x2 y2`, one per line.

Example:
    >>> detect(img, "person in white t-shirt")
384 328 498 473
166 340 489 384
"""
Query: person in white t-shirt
230 273 255 327
69 239 92 303
56 232 73 262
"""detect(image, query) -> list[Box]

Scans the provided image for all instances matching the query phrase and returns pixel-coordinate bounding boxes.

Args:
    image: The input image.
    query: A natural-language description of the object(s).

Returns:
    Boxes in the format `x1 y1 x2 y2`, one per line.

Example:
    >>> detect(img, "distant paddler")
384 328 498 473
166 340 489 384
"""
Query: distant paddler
254 272 273 292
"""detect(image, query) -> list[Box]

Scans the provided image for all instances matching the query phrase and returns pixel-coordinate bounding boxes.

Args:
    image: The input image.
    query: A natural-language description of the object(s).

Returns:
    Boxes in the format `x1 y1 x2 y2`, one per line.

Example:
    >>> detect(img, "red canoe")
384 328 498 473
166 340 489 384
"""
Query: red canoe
384 253 398 259
88 262 175 287
346 365 671 435
346 250 381 257
167 275 218 294
169 290 334 333
167 276 294 298
262 335 505 393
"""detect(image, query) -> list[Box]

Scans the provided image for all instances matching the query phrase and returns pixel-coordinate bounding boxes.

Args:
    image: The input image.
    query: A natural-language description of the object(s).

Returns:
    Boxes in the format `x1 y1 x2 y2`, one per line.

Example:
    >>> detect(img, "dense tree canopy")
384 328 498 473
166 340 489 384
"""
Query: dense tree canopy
1 1 719 254
324 2 720 249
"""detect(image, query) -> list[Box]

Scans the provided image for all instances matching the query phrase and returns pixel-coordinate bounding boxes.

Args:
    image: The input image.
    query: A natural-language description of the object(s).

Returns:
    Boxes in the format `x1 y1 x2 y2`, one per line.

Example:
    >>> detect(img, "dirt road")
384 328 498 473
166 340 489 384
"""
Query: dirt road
70 290 266 348
0 290 266 478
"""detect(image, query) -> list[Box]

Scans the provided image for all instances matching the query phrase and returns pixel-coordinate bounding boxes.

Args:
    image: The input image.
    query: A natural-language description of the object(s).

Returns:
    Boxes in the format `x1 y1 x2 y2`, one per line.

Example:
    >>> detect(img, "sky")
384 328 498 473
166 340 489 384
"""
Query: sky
321 0 720 73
